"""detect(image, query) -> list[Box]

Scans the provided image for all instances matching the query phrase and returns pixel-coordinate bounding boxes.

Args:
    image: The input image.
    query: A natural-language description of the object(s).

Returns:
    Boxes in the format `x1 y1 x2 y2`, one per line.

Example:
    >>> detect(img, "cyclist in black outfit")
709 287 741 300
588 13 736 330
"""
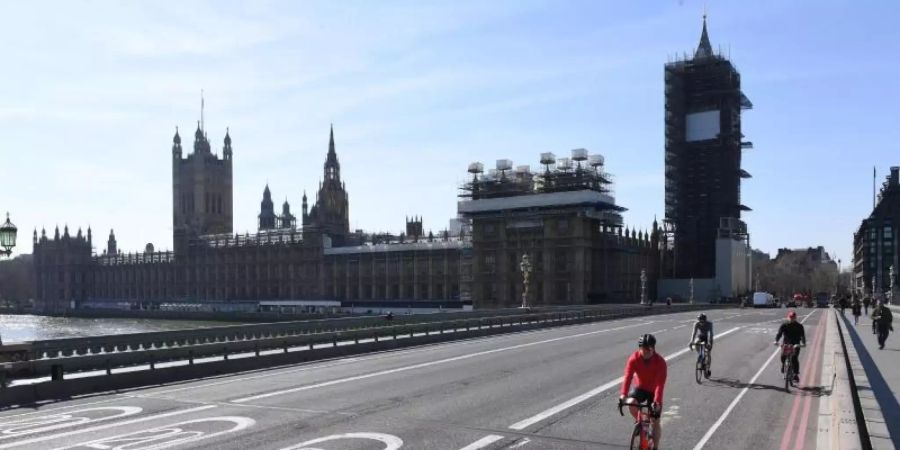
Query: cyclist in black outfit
774 310 806 382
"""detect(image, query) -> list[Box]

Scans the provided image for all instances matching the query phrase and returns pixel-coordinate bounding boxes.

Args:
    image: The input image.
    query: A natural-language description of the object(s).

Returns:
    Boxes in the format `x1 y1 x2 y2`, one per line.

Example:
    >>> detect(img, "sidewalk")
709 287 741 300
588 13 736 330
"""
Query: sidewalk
839 309 900 449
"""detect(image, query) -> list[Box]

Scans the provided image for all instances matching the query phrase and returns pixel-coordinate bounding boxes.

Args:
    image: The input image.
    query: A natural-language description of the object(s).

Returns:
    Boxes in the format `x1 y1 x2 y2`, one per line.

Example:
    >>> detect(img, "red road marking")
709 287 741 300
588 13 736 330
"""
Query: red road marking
794 313 827 450
778 312 826 450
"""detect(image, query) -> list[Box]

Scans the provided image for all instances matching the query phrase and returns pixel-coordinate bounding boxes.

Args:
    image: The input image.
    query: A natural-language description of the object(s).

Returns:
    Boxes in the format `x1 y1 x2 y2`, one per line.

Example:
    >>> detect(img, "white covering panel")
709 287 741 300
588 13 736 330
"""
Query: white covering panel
685 110 720 142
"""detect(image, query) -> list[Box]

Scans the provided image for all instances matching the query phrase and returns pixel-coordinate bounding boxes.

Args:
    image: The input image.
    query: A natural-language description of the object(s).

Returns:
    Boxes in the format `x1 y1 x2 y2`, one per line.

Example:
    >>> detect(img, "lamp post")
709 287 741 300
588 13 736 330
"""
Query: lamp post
0 213 17 258
519 254 532 309
689 277 694 305
640 269 647 305
890 265 896 305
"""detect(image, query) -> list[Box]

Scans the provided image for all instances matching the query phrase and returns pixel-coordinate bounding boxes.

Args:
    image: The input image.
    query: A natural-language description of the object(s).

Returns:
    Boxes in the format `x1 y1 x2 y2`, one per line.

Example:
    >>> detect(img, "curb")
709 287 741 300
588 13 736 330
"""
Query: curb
835 311 894 449
819 308 865 449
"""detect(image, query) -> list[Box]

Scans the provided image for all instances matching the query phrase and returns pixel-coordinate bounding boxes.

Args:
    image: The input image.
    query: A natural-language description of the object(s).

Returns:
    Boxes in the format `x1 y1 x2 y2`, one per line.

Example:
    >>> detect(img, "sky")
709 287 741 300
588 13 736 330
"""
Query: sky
1 0 899 267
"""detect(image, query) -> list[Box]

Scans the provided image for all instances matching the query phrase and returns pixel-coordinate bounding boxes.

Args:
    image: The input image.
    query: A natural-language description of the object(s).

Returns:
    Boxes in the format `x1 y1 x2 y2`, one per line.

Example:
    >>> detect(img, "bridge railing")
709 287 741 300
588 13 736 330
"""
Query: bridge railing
1 304 719 385
18 305 625 360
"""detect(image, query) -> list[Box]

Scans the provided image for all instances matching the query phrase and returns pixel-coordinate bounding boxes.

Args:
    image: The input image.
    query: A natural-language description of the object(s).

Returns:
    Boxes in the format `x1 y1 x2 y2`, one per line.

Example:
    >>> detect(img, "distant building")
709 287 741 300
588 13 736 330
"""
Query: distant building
458 151 660 307
33 120 658 312
853 167 900 298
658 16 752 301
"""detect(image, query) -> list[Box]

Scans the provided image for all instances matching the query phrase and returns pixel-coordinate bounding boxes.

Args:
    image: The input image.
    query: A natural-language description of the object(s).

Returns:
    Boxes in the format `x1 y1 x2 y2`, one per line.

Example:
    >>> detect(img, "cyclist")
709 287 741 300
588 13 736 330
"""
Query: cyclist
774 310 806 382
688 313 714 377
620 333 667 450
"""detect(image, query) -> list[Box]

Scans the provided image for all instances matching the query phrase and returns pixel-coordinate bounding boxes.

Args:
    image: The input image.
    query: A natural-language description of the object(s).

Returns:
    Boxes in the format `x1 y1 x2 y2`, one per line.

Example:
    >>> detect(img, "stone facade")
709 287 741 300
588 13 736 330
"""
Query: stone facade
34 123 659 312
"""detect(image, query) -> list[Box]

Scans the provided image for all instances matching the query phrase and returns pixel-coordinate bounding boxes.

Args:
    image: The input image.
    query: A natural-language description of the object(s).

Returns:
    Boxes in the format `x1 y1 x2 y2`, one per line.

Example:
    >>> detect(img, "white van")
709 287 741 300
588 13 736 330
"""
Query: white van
753 292 774 308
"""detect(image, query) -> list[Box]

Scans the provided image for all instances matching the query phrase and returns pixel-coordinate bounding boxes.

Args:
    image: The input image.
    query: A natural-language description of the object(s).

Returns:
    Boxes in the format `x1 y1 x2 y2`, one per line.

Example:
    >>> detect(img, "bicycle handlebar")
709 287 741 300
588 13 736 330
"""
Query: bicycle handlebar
617 398 654 416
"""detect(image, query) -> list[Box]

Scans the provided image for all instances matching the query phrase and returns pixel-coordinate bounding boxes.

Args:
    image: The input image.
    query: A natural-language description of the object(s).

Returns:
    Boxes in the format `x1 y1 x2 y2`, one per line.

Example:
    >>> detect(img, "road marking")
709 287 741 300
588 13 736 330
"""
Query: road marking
53 416 255 450
232 321 654 403
509 437 531 448
507 326 742 431
0 399 128 419
0 407 142 440
792 312 826 450
281 432 403 450
0 405 216 449
143 316 652 397
778 312 825 450
458 434 504 450
692 310 817 450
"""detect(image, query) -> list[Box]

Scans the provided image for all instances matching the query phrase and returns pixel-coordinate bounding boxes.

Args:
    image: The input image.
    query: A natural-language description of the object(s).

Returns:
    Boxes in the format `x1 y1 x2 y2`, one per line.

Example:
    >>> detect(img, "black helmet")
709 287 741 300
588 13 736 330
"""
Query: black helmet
697 313 707 321
638 334 656 348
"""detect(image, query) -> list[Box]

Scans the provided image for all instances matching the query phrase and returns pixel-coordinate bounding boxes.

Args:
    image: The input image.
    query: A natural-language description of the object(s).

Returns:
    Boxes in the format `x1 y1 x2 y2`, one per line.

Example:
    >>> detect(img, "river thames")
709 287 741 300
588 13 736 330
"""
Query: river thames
0 315 228 342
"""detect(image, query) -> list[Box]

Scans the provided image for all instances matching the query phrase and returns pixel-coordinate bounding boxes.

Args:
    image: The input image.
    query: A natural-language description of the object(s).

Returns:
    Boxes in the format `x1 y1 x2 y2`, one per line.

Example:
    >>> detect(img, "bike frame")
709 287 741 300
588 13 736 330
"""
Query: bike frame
619 399 656 450
781 344 799 391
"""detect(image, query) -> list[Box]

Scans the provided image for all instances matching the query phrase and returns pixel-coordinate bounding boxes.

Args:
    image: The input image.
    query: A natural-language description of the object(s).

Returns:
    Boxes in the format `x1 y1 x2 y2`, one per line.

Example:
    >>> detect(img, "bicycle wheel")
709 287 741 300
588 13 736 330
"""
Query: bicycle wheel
695 357 704 384
629 423 642 450
784 361 792 392
704 351 711 379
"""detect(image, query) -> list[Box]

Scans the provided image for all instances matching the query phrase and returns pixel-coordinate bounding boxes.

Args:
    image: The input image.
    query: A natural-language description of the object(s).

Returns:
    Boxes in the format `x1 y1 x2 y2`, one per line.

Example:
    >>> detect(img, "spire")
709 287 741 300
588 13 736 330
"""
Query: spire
263 184 271 198
694 13 713 59
329 123 335 156
324 124 341 182
200 89 205 132
224 127 231 146
173 126 181 144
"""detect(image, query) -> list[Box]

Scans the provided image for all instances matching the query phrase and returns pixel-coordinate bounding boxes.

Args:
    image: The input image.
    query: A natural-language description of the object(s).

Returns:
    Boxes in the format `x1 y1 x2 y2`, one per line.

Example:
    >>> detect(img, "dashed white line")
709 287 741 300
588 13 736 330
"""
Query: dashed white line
232 321 654 403
459 434 504 450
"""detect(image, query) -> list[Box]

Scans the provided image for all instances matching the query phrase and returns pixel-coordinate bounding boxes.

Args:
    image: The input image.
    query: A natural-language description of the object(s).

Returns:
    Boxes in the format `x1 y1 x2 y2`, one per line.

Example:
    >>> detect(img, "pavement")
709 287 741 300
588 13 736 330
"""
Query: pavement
838 308 900 448
0 307 833 450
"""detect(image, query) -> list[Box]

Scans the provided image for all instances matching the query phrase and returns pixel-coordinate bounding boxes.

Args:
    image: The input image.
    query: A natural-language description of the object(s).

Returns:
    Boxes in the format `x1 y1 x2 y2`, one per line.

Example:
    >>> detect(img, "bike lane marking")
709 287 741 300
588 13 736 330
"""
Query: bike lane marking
507 325 743 431
792 312 827 450
0 405 216 449
280 432 404 450
692 310 818 450
778 310 826 450
0 407 142 440
52 416 255 450
232 321 656 404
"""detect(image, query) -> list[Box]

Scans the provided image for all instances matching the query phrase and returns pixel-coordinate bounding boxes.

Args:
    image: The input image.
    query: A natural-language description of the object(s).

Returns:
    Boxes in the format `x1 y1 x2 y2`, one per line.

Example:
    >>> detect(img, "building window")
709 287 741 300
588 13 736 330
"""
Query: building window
484 254 496 273
885 226 893 239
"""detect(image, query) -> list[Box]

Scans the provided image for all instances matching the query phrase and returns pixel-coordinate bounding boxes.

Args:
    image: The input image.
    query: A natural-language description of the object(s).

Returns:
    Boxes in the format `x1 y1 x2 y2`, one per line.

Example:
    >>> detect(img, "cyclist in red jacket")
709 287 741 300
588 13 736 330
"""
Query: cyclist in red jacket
620 333 667 450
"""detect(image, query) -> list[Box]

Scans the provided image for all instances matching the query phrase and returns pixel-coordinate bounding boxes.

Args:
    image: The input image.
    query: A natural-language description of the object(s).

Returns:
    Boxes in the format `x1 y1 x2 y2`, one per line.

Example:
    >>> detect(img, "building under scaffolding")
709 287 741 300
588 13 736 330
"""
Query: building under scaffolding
663 16 753 281
458 150 660 307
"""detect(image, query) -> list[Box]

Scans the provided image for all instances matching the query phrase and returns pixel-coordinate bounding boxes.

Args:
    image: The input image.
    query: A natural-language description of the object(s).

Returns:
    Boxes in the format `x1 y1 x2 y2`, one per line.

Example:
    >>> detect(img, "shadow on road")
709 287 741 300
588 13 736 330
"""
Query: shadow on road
841 314 900 448
703 377 827 397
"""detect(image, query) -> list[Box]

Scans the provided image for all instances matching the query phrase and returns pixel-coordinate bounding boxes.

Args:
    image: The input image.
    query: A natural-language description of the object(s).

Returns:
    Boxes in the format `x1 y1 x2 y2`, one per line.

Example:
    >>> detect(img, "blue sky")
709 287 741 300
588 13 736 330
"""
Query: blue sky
1 0 898 267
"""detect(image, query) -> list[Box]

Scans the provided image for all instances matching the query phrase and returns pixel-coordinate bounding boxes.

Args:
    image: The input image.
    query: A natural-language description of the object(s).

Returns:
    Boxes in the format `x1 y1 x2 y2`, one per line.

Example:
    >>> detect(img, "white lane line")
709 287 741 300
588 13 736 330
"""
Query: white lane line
232 321 654 404
458 434 504 450
508 326 742 431
691 310 817 450
144 316 650 397
0 397 127 419
510 437 532 448
0 405 216 449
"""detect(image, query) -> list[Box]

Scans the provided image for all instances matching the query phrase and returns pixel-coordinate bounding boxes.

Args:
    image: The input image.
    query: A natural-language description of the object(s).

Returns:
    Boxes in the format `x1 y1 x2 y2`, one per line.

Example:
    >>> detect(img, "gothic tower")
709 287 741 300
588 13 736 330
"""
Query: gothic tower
258 184 276 230
306 125 350 245
172 120 234 254
663 16 752 278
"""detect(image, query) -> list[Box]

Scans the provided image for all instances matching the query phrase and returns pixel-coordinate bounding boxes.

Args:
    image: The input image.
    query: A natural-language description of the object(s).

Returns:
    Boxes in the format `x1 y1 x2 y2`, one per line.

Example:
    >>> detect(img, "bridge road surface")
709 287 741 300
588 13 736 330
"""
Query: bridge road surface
0 307 829 450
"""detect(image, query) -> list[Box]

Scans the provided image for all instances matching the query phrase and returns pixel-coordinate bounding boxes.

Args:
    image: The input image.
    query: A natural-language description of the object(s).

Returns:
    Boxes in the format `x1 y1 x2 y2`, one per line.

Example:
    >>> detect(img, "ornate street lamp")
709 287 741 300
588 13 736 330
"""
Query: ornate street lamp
519 254 532 309
0 213 16 257
640 269 647 305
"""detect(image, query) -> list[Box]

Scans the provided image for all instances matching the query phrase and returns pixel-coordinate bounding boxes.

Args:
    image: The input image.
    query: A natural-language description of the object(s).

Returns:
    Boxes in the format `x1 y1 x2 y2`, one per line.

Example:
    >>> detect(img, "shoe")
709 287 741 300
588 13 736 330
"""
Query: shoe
705 370 711 378
780 364 784 373
793 374 800 382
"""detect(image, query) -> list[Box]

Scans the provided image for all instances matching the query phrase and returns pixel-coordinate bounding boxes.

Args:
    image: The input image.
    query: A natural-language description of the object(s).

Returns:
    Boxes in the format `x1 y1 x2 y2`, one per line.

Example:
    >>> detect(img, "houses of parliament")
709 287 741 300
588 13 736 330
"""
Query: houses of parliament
31 118 660 313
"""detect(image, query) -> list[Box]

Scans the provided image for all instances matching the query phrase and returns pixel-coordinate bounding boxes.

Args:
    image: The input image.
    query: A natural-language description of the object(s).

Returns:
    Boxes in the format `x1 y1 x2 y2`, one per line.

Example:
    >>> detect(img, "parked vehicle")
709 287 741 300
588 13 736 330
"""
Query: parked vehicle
753 291 775 308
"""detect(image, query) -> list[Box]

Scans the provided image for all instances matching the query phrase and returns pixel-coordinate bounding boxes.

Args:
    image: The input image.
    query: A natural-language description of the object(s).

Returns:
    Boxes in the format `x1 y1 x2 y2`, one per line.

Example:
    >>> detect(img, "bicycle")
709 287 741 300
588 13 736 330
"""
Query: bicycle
691 342 711 383
779 343 802 392
618 398 657 450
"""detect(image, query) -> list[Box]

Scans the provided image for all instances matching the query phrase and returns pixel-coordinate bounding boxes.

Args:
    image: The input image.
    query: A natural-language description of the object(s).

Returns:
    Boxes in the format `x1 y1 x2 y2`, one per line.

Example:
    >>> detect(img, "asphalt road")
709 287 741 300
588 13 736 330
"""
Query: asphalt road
0 307 830 450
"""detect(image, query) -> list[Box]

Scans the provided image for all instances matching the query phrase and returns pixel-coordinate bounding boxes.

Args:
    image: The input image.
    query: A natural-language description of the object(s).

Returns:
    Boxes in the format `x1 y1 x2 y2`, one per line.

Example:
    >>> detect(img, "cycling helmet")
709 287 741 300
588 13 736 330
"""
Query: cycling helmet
697 313 707 321
638 334 657 348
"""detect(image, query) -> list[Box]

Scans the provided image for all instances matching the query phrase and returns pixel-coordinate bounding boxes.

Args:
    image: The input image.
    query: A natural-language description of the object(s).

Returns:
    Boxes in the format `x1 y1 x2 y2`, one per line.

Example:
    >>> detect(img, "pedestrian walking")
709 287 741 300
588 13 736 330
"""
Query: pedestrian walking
872 301 894 349
852 299 862 325
839 297 848 316
864 296 871 316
